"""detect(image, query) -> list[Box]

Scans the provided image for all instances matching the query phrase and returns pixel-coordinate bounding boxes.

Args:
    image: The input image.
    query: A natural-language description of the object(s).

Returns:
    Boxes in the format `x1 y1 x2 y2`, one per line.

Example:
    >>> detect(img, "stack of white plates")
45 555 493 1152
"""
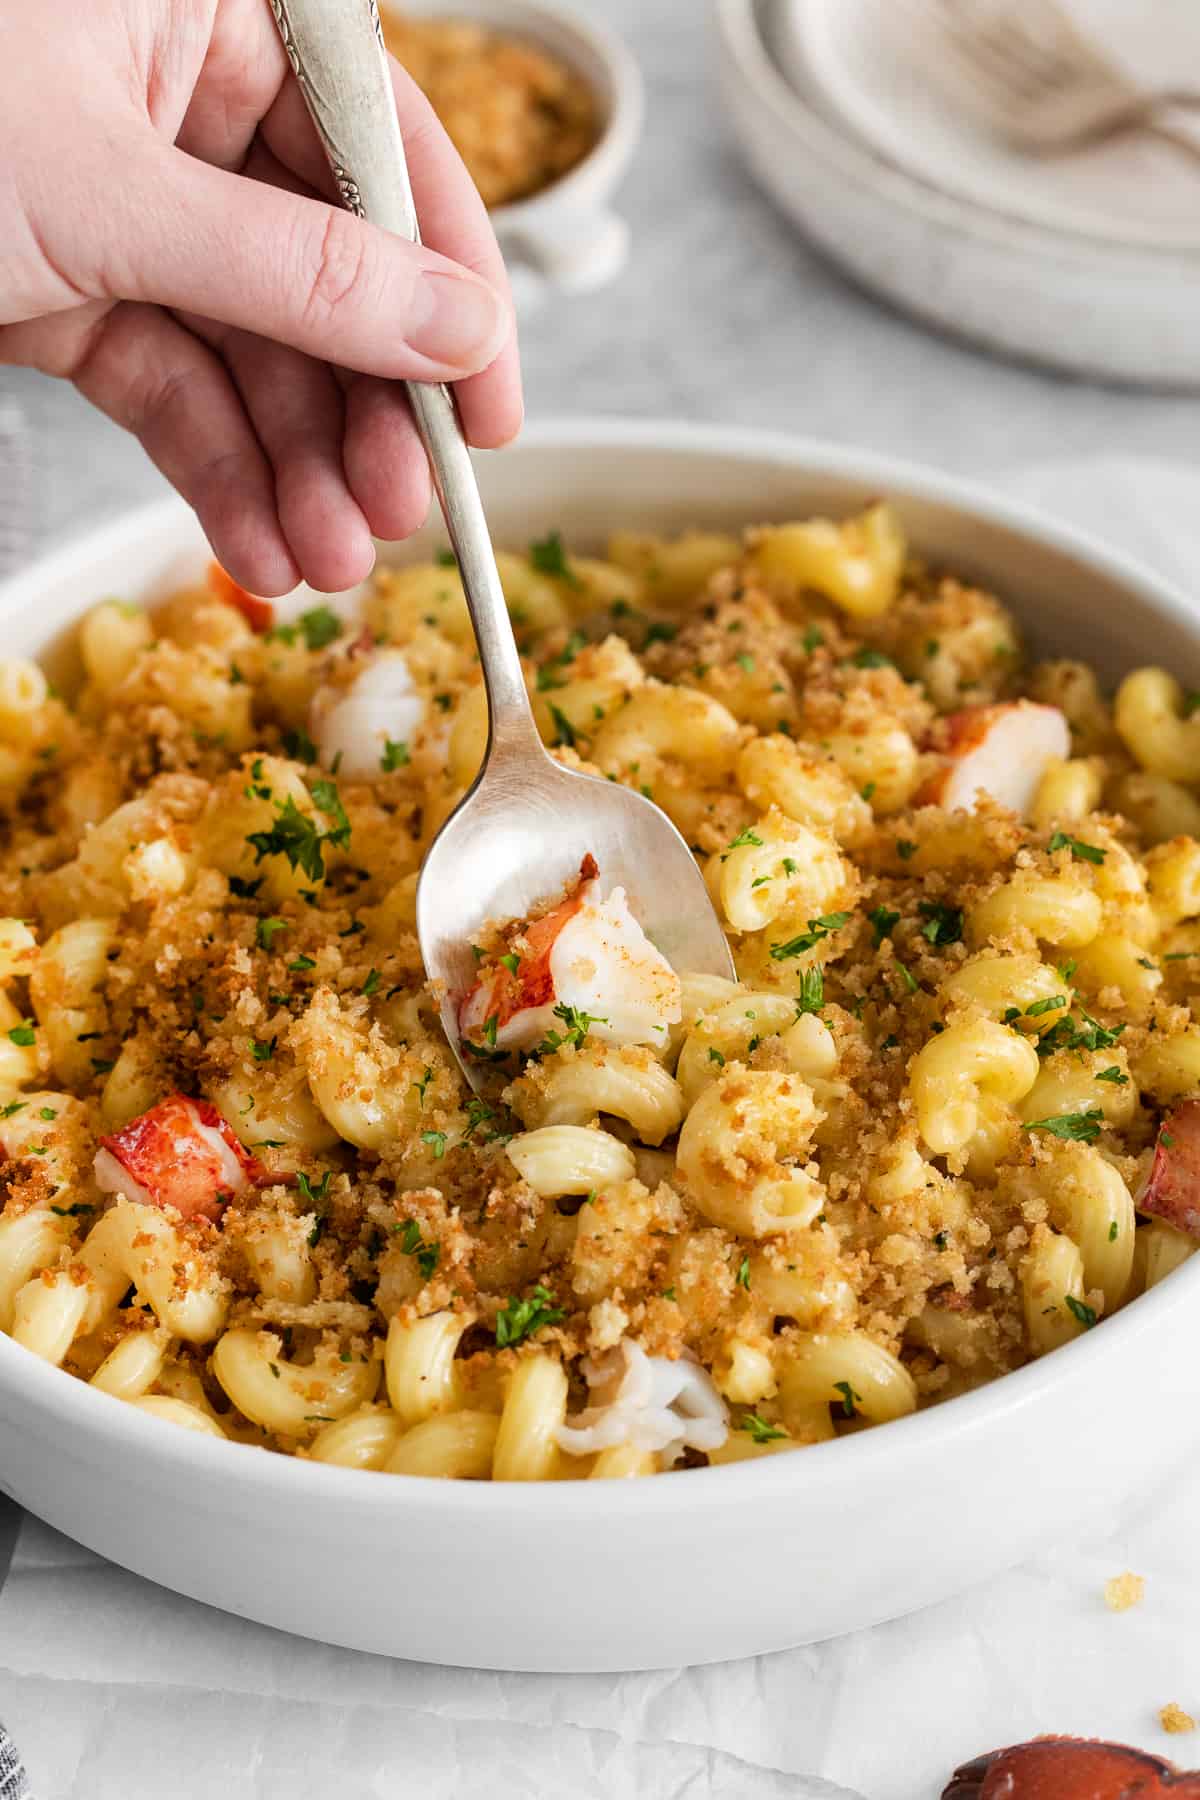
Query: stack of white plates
714 0 1200 387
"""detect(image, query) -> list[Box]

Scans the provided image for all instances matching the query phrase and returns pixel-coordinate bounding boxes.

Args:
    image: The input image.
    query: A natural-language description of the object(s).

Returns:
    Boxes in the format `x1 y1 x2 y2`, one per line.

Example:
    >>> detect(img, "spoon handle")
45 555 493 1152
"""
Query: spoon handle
268 0 543 766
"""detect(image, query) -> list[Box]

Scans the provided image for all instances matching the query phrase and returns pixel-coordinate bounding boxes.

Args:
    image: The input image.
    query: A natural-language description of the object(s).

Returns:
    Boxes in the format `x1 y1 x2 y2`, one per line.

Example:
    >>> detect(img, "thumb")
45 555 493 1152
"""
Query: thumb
106 146 510 380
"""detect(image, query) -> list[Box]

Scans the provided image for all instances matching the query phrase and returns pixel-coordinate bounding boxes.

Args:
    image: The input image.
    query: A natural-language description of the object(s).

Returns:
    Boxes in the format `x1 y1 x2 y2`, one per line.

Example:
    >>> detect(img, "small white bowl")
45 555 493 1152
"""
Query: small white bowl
3 419 1200 1672
402 0 644 302
714 0 1200 389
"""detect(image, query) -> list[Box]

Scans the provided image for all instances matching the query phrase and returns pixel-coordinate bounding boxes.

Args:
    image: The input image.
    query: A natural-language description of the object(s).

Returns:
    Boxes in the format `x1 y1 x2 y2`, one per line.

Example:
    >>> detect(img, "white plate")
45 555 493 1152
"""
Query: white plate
716 0 1200 389
4 418 1200 1671
779 0 1200 250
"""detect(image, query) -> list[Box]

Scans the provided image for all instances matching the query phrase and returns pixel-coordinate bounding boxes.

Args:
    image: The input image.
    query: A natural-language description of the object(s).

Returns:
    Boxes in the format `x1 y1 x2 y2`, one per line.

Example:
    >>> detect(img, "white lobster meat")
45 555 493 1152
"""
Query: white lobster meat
923 701 1070 817
310 649 425 778
555 1338 728 1465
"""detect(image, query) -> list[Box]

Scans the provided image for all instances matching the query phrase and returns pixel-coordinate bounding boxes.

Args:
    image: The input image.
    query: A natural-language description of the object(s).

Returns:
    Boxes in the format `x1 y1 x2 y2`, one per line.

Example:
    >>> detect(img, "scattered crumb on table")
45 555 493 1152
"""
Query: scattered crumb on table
1104 1572 1145 1612
1160 1703 1196 1734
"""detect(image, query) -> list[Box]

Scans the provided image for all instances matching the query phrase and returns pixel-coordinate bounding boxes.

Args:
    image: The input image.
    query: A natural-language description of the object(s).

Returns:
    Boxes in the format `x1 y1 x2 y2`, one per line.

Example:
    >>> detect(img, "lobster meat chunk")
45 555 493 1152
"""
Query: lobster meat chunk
458 856 681 1057
944 1737 1200 1798
309 648 425 778
1138 1099 1200 1241
922 701 1069 817
208 562 275 633
95 1094 272 1224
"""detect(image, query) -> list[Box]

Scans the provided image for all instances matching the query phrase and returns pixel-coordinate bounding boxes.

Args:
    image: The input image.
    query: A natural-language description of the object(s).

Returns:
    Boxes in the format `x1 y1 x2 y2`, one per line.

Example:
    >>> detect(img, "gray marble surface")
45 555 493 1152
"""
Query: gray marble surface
3 0 1200 558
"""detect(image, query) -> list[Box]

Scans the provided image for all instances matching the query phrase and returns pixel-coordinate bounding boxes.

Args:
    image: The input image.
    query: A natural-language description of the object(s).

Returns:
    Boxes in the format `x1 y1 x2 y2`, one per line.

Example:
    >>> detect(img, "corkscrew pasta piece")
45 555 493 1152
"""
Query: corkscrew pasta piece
212 1327 378 1436
511 1043 686 1146
677 1067 825 1236
1021 1229 1089 1356
776 1332 918 1426
1115 667 1200 783
385 1410 500 1479
309 1406 405 1471
505 1125 636 1197
967 871 1103 951
129 1395 226 1437
384 1310 468 1425
749 502 905 618
908 1019 1040 1157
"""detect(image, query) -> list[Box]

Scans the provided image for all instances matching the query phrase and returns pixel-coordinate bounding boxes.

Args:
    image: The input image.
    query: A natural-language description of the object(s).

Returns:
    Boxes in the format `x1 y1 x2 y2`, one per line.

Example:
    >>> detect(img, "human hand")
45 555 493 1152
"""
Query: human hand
0 0 522 594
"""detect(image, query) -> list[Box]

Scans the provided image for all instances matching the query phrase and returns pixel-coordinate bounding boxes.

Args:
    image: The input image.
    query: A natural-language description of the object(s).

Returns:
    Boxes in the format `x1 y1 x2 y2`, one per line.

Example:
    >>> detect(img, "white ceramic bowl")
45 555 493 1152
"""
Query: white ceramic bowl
402 0 644 302
714 0 1200 390
4 419 1200 1674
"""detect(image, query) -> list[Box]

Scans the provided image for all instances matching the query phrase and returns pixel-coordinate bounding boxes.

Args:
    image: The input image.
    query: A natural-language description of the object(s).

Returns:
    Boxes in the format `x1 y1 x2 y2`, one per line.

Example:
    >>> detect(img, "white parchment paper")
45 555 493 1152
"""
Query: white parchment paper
2 456 1200 1800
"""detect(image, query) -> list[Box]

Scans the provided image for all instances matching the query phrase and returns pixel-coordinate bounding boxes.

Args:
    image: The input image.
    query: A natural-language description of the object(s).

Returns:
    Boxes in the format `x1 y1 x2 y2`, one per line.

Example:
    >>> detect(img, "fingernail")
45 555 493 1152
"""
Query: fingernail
408 272 506 371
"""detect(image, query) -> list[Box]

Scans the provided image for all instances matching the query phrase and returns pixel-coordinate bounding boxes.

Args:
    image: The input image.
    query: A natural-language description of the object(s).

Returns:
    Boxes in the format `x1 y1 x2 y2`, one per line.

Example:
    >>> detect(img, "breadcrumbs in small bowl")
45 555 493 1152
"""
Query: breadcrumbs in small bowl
382 7 598 207
380 1 643 296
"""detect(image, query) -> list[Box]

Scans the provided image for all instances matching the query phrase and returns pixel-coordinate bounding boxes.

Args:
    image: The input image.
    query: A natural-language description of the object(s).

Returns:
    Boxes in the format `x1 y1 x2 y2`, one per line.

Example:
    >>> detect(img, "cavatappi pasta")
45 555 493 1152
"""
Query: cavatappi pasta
3 508 1200 1482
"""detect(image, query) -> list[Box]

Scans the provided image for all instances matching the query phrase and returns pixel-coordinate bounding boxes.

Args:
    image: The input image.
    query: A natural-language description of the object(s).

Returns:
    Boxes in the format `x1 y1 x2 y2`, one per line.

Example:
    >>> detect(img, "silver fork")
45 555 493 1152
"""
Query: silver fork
268 0 735 1092
911 0 1200 158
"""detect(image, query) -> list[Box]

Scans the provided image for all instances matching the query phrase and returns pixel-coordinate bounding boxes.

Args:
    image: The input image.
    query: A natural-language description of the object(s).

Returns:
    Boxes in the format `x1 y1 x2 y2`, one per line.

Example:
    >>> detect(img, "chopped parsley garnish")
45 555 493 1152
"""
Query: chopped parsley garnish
464 1096 508 1142
434 547 457 567
1021 1107 1103 1143
90 1057 115 1075
735 652 756 674
851 647 893 669
868 905 900 946
861 782 877 801
918 901 963 947
297 1170 332 1209
1163 1131 1176 1148
413 1066 434 1105
801 625 825 654
895 840 918 861
722 827 763 858
933 1230 948 1251
782 857 798 875
535 1003 607 1058
50 1202 94 1218
288 954 316 972
494 1284 565 1348
228 874 264 899
256 917 288 951
832 1380 862 1419
282 727 317 764
1036 1011 1125 1058
796 966 824 1014
0 1100 25 1118
1108 1221 1119 1242
708 1047 726 1066
1047 830 1106 865
246 780 350 882
738 1412 787 1445
735 1255 751 1290
380 739 411 771
396 1219 440 1280
268 605 343 651
421 1129 447 1160
895 961 919 994
770 912 849 961
643 621 678 647
1023 995 1067 1019
249 1037 276 1062
361 968 380 996
1164 951 1199 962
1065 1294 1097 1329
546 702 576 748
7 1021 34 1047
1095 1066 1128 1084
499 952 521 977
529 530 580 587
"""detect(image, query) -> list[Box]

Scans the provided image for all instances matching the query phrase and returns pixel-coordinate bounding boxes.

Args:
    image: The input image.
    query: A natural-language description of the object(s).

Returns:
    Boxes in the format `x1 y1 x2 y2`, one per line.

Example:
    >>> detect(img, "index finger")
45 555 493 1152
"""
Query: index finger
259 55 523 449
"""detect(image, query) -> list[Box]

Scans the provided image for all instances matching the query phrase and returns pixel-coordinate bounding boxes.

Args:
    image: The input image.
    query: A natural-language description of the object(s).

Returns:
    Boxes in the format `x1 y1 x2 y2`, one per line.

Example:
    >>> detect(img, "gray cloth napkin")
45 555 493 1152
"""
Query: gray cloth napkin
0 398 32 580
0 1724 31 1800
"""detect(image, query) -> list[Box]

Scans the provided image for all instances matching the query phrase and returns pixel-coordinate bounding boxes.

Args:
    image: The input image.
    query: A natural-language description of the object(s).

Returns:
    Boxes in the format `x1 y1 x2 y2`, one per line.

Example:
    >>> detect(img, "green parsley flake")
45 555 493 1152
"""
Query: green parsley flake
1095 1066 1128 1085
1047 830 1106 865
256 917 288 951
832 1380 862 1419
380 739 411 771
769 912 849 961
535 1003 607 1058
282 727 318 764
249 1037 276 1062
7 1021 35 1047
737 1412 787 1445
547 703 576 748
1022 1107 1103 1143
868 905 900 946
529 530 580 588
722 827 764 858
288 954 316 972
895 840 918 861
494 1284 565 1348
918 901 963 947
1065 1294 1097 1329
735 1256 751 1290
796 966 824 1014
421 1129 447 1160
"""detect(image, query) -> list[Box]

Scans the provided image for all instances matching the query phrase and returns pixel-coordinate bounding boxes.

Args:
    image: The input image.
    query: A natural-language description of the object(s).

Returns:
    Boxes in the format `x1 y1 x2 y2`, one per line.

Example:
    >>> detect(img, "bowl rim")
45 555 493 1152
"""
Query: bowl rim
392 0 645 224
3 412 1198 1522
714 0 1200 267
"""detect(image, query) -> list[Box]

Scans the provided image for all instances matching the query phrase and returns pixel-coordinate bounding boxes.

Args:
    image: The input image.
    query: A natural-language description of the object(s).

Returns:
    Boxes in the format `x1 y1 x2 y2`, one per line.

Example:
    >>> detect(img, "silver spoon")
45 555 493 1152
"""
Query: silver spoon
271 0 734 1091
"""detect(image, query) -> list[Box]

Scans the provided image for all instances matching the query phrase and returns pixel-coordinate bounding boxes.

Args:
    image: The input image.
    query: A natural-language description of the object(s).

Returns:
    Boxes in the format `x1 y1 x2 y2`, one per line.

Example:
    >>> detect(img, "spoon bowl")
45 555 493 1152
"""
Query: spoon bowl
417 742 736 1090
